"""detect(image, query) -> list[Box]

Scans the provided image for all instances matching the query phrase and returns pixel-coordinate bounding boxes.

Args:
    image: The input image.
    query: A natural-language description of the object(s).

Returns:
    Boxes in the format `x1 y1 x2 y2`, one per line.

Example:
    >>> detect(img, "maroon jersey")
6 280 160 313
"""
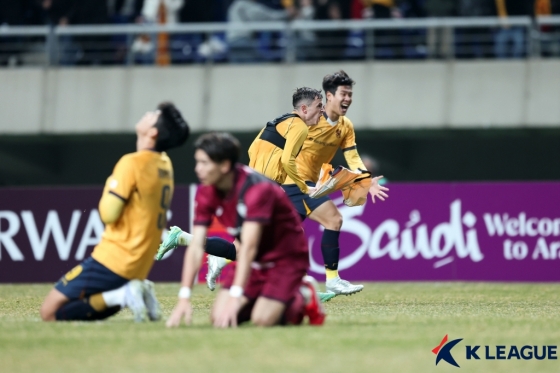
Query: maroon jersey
194 164 308 263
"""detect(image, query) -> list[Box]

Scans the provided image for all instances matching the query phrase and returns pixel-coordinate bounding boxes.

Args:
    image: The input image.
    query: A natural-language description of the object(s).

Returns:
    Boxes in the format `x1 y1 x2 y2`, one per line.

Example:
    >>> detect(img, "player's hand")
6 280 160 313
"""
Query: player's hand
213 296 241 329
369 176 389 203
166 298 192 328
306 186 317 195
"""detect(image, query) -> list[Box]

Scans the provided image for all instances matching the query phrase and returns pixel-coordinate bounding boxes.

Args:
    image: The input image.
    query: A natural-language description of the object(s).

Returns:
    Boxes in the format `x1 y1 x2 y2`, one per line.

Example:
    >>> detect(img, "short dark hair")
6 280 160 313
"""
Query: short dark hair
194 132 240 170
292 87 323 109
154 102 190 151
322 70 355 96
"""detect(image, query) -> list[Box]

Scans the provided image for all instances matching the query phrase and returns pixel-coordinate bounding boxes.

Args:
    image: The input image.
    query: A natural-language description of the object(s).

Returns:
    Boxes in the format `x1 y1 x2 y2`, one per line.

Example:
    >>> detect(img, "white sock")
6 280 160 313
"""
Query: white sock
102 284 127 308
178 231 193 246
326 276 340 284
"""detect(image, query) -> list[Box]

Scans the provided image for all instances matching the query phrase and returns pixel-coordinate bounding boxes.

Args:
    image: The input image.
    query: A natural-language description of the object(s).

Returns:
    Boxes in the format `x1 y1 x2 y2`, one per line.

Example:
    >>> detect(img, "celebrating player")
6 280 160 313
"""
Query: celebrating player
156 87 323 291
280 70 388 298
40 102 189 322
158 71 388 301
166 133 325 328
248 86 323 194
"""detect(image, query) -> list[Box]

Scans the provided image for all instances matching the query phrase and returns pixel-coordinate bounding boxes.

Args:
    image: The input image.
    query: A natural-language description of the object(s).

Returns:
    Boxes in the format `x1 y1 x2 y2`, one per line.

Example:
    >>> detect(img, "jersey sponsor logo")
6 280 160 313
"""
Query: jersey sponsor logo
308 138 338 147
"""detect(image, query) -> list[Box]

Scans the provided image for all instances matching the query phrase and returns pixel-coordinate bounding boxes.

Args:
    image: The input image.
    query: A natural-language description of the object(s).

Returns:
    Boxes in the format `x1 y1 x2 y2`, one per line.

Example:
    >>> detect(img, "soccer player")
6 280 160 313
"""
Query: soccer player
159 71 388 300
166 133 325 328
39 102 189 322
248 86 323 194
280 70 388 297
156 87 323 290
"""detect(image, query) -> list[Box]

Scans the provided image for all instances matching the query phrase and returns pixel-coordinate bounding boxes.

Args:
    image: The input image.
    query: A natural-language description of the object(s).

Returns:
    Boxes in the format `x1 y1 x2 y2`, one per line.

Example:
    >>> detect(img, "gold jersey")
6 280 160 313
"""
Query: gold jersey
248 114 309 193
92 150 173 280
284 114 366 184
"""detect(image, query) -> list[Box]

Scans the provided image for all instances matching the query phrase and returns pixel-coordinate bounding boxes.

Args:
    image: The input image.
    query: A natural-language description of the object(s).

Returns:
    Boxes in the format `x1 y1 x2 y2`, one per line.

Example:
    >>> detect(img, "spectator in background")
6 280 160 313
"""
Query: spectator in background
107 0 143 64
0 0 27 65
226 0 291 63
313 0 346 60
361 0 403 58
424 0 456 59
457 0 495 58
68 0 110 65
399 0 426 18
535 0 560 57
108 0 143 24
131 0 184 65
180 0 227 62
292 0 318 61
494 0 533 58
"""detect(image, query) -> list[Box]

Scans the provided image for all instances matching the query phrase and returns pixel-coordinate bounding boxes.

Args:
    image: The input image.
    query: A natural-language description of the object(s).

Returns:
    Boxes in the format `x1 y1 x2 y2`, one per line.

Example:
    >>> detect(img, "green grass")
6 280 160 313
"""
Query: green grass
1 282 559 373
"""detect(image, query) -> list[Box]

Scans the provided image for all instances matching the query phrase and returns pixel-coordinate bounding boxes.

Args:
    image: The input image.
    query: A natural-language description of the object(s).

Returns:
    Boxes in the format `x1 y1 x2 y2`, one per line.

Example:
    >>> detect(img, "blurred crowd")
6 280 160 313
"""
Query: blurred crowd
1 0 560 65
2 1 559 27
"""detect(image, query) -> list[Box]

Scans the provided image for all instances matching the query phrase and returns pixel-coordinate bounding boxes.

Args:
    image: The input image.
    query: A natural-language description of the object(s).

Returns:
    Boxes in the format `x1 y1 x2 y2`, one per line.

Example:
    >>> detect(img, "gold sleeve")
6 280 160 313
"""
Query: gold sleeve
99 191 125 224
281 123 309 193
248 128 264 165
343 148 367 173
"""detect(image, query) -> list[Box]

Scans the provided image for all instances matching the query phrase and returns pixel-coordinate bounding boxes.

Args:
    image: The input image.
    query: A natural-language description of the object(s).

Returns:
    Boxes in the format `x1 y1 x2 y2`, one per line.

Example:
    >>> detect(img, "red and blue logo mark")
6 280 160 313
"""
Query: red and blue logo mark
432 335 463 367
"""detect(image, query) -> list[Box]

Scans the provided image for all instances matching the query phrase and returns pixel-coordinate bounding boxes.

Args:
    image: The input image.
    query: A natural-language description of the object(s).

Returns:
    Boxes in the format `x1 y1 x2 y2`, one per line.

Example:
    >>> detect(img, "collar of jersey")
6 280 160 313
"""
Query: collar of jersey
323 112 339 126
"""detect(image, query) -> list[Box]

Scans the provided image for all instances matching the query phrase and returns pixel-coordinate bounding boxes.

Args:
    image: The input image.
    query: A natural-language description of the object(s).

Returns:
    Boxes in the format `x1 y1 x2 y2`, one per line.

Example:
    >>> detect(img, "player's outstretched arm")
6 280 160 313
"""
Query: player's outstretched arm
213 222 261 328
166 225 208 328
369 175 389 203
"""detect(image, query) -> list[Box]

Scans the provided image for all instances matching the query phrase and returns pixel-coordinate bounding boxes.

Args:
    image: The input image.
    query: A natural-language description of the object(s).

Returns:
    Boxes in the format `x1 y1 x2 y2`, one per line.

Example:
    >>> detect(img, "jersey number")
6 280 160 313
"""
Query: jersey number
157 185 171 229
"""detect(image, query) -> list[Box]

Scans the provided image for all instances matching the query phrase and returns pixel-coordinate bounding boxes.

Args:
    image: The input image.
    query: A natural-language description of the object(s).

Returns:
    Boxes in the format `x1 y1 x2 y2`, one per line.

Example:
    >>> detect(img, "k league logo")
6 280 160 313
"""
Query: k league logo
432 334 558 368
432 335 463 367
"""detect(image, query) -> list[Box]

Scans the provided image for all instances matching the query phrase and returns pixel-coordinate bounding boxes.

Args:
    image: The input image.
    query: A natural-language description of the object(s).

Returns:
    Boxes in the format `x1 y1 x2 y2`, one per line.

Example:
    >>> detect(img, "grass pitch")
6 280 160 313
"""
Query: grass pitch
1 282 559 373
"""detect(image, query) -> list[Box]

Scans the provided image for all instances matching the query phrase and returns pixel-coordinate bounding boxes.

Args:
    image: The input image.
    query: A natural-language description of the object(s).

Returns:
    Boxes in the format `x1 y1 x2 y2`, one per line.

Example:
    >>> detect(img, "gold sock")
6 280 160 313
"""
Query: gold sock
325 269 339 281
89 293 108 312
226 259 232 264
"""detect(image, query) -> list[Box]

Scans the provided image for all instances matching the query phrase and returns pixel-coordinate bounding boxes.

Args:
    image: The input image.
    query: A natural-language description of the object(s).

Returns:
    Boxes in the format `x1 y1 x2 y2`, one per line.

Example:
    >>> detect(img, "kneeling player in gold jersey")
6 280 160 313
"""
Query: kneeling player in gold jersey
40 102 189 322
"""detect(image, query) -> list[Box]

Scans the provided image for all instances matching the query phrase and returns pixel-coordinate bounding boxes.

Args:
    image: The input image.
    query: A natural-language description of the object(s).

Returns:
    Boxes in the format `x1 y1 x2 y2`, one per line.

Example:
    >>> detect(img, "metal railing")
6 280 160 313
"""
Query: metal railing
1 16 559 67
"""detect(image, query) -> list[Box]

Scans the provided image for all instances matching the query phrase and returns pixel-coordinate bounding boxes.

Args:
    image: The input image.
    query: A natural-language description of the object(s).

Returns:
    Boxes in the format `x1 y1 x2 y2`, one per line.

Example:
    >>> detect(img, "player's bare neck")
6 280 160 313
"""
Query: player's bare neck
136 137 157 152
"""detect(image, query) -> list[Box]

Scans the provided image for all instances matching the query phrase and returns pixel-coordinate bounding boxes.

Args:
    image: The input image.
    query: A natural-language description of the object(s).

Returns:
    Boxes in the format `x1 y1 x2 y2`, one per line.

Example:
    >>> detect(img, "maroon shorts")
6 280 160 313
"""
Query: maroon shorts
222 253 308 304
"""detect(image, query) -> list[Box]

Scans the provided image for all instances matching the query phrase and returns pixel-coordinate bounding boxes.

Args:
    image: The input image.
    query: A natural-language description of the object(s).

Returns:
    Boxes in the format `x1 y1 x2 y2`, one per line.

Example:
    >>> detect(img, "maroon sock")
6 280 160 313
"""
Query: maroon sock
282 291 305 325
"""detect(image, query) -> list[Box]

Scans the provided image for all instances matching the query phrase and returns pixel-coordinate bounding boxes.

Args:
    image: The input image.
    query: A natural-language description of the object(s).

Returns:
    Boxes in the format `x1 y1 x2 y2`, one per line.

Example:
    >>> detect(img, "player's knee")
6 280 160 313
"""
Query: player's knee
251 313 277 327
39 302 56 322
327 213 343 230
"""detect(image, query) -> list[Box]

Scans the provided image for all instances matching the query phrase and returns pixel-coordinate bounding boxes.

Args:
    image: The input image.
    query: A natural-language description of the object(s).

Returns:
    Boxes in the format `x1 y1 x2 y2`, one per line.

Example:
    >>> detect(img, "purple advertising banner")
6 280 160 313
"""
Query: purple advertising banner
0 186 192 283
304 182 560 282
1 182 559 283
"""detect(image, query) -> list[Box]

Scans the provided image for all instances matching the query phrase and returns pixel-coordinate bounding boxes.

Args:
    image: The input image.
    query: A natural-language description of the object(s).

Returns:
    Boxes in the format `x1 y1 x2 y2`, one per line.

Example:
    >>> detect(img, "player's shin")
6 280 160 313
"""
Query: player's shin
55 297 119 321
321 229 340 281
281 292 306 325
205 237 237 261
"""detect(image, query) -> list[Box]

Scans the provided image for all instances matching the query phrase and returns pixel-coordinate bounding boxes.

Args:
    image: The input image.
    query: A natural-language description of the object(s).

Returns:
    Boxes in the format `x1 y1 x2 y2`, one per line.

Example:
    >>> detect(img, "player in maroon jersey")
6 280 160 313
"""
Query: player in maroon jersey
166 132 325 328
